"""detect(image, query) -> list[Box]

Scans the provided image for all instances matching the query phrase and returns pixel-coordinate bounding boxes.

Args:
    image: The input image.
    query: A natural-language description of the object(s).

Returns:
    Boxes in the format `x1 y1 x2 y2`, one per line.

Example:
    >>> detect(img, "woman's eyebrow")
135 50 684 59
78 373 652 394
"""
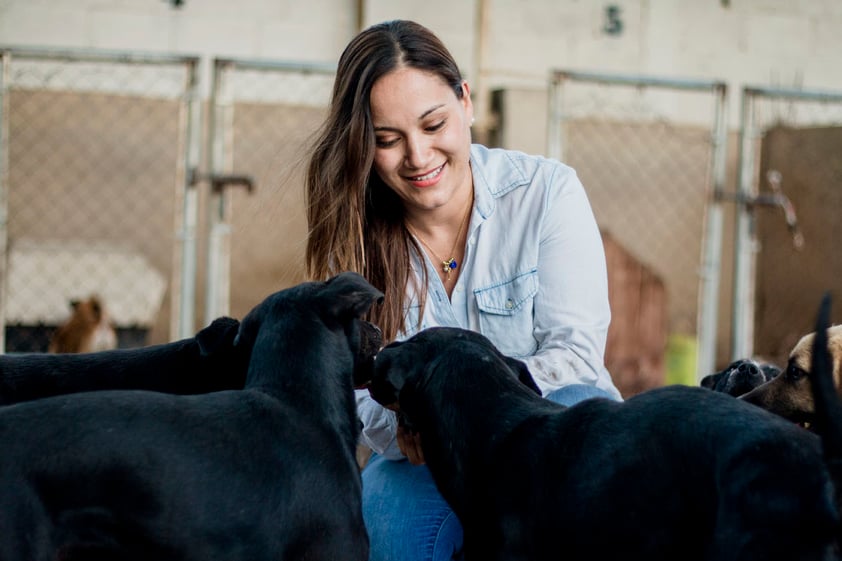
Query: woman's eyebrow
418 104 446 119
374 104 446 131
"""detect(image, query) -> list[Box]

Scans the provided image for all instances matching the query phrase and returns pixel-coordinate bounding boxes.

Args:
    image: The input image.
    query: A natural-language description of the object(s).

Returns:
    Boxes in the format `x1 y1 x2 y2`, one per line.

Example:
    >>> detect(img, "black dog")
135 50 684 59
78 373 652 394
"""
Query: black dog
368 327 838 561
700 358 781 397
0 316 245 405
0 272 382 560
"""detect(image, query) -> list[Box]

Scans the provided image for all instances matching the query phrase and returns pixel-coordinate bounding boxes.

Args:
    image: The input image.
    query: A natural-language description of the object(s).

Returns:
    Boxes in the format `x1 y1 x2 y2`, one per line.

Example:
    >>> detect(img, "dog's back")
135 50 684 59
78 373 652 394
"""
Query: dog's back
371 327 839 561
0 388 363 561
0 316 244 405
0 272 378 560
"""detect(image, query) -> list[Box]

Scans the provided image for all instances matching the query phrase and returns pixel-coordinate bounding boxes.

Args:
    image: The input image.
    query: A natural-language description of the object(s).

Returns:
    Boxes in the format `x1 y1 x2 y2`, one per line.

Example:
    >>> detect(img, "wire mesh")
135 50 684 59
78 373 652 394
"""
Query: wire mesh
740 88 842 366
0 49 196 352
547 71 726 392
206 59 335 322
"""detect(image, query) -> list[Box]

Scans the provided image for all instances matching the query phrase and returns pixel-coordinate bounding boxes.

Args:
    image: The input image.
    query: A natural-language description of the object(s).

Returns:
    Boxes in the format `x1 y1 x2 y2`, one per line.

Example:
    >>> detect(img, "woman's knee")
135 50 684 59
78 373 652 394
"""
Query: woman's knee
362 454 463 561
544 383 620 406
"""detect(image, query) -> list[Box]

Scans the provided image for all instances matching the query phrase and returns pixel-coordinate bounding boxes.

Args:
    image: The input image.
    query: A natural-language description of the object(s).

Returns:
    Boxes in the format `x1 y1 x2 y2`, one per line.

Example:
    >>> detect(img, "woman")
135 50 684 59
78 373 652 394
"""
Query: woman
306 19 621 561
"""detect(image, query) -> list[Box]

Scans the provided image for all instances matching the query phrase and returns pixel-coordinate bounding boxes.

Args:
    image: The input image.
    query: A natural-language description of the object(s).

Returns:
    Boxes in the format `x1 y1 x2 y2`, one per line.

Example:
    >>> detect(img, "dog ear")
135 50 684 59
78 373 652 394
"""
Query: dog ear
502 356 542 395
324 272 385 319
811 293 842 444
699 372 719 390
196 317 240 356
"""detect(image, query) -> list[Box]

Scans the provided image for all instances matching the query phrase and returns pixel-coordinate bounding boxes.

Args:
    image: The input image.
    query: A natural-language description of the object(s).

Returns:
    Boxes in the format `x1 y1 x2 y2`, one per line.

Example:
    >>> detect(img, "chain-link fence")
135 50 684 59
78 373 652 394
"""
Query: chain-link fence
0 47 199 352
732 85 842 367
547 70 728 391
202 58 335 325
6 45 837 378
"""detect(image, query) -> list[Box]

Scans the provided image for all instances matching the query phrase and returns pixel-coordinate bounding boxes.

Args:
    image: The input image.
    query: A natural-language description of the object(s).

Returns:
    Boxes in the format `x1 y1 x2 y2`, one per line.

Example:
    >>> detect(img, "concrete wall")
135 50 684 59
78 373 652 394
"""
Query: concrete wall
2 0 841 128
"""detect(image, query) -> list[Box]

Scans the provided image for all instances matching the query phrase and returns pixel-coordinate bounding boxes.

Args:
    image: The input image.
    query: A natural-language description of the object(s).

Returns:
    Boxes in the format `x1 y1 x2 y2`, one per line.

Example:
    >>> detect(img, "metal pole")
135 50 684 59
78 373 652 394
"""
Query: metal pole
203 59 231 326
0 53 10 352
732 87 758 360
546 72 563 160
471 0 491 145
176 59 201 339
695 82 728 380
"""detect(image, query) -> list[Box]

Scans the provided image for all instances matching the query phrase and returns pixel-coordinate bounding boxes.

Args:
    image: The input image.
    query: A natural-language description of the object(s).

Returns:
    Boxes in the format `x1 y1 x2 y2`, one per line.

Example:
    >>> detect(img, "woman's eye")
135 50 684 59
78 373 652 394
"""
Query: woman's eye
376 137 399 148
425 120 446 133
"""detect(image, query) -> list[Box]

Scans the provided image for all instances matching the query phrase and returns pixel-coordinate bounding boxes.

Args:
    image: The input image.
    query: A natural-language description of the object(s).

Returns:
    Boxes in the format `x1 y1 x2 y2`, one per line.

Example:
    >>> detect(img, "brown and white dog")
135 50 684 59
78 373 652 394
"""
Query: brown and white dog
740 324 842 429
48 295 117 353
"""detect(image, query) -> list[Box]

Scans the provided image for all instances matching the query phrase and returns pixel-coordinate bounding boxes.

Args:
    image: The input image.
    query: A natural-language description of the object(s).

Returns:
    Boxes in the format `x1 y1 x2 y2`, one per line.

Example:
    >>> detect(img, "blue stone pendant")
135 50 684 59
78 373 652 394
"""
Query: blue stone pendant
442 258 457 275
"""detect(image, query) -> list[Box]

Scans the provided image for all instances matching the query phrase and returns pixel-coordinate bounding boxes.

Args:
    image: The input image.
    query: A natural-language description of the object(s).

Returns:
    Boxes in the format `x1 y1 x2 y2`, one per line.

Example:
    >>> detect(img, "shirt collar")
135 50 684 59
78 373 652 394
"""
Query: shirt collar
469 144 529 221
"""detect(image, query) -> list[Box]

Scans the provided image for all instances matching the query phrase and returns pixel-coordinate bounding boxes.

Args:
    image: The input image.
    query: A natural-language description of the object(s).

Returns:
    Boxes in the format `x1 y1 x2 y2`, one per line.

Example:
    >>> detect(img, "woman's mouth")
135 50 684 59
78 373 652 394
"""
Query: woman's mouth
407 164 445 186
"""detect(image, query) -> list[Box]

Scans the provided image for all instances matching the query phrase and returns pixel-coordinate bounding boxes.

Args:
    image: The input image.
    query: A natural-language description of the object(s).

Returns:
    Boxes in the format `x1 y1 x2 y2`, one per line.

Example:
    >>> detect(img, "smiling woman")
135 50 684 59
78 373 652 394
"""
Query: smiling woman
303 19 621 561
369 64 474 294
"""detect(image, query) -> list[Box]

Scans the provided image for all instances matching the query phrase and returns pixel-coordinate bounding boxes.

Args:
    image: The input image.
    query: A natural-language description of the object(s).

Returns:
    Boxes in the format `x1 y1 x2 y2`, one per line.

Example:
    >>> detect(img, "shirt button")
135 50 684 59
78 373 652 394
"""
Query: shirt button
456 286 464 292
505 298 514 309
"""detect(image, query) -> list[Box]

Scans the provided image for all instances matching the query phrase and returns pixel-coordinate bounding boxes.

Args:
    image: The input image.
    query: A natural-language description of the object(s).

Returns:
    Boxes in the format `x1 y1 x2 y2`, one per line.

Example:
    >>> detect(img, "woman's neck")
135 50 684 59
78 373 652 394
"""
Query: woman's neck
404 183 474 237
405 184 474 295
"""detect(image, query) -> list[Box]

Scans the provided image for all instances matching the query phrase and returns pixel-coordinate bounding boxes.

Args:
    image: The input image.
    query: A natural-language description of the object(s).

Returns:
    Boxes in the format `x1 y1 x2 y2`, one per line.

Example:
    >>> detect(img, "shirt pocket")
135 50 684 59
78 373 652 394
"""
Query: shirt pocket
474 270 538 358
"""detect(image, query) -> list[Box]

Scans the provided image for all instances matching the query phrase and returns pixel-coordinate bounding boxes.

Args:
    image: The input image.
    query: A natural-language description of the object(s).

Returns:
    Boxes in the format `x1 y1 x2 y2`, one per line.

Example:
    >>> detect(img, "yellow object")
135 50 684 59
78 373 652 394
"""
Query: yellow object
665 334 698 386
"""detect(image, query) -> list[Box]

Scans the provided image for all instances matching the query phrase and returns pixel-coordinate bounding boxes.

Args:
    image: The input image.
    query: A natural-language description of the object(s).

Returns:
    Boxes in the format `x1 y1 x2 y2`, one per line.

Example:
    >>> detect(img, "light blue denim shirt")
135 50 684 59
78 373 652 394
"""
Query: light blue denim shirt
357 144 621 458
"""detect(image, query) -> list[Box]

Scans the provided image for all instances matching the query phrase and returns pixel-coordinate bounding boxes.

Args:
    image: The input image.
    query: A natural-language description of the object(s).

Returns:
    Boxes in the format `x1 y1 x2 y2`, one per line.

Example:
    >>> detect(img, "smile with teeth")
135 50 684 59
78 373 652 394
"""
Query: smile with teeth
409 164 444 182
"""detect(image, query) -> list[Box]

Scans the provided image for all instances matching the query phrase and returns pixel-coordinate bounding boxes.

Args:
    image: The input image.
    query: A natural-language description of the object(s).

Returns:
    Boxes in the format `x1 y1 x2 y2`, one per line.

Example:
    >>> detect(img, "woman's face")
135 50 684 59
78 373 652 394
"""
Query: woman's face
369 66 474 214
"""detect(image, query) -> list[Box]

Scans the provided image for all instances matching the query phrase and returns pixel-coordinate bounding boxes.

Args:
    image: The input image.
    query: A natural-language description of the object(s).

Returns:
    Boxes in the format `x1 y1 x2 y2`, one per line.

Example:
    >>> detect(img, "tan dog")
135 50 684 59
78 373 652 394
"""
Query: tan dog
48 296 117 353
740 324 842 428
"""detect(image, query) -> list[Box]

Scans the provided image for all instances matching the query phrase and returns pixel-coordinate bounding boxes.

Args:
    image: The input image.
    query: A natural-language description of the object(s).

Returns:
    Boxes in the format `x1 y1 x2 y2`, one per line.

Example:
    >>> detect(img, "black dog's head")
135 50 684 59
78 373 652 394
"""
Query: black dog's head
368 327 540 419
234 272 384 391
700 358 781 397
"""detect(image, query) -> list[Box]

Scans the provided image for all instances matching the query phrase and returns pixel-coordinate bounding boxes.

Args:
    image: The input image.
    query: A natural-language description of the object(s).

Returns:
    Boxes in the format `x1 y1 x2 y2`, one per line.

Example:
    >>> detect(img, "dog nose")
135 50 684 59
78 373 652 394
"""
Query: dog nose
735 361 767 391
737 362 761 376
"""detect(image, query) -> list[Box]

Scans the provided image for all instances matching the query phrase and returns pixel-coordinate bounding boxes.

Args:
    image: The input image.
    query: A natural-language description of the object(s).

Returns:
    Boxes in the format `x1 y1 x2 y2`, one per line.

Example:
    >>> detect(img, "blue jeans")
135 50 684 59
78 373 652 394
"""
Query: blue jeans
361 383 619 561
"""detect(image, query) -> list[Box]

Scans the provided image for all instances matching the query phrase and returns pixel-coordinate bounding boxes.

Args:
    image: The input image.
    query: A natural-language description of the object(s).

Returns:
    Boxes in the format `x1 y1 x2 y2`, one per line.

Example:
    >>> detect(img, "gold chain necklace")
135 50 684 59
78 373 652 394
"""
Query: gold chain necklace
409 204 471 282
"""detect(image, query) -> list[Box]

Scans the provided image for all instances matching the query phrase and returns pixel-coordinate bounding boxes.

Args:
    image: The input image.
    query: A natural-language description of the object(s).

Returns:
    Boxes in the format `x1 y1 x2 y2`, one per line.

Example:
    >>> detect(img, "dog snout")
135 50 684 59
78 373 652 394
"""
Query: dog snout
367 348 404 408
736 361 766 386
367 380 399 409
360 321 383 358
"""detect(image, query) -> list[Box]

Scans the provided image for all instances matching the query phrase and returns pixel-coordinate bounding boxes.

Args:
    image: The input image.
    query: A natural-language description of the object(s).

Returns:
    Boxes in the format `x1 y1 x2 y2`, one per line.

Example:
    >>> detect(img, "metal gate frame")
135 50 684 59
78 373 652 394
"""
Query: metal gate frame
203 57 335 326
547 69 729 380
0 47 202 348
731 84 842 360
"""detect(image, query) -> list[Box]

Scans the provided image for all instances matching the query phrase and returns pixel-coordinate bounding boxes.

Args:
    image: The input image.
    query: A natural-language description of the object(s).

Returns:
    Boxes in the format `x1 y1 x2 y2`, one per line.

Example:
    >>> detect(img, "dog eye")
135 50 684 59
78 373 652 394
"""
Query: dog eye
785 365 806 382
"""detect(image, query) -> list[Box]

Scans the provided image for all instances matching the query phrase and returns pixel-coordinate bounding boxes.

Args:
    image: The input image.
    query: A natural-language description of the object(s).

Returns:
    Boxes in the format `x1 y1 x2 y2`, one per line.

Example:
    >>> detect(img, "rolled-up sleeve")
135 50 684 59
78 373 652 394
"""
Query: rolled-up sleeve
524 166 621 400
355 389 404 459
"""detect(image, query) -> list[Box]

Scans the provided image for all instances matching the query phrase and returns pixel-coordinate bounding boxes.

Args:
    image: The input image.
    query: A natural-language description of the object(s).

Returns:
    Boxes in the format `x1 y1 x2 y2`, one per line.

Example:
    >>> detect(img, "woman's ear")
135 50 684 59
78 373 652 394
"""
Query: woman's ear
460 80 473 123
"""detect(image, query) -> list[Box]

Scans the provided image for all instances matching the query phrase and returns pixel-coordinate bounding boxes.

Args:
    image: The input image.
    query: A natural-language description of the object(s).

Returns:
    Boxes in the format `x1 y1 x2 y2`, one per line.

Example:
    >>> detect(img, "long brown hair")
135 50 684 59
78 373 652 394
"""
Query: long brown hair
305 20 465 342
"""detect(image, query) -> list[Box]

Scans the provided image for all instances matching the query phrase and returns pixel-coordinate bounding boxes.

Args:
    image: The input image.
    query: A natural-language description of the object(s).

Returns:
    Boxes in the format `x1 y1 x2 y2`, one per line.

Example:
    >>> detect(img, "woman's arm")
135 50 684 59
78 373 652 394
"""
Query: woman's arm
523 166 621 400
355 389 405 459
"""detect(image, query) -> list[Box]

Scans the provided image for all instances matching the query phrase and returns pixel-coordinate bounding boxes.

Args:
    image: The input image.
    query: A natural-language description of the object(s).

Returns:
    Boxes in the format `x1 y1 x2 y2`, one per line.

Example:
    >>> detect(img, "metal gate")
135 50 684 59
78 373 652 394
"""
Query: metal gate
0 47 201 351
731 85 842 365
202 57 335 325
547 70 728 381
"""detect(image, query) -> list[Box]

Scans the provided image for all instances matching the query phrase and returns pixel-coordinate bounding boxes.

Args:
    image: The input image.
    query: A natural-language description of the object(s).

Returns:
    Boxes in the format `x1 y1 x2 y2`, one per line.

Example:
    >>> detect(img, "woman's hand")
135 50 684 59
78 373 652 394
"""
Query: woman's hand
396 419 425 465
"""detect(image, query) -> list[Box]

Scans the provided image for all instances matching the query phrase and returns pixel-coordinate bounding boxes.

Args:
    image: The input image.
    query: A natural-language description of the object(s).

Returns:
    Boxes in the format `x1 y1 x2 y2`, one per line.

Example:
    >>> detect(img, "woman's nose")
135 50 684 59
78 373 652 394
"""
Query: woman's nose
404 134 432 169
